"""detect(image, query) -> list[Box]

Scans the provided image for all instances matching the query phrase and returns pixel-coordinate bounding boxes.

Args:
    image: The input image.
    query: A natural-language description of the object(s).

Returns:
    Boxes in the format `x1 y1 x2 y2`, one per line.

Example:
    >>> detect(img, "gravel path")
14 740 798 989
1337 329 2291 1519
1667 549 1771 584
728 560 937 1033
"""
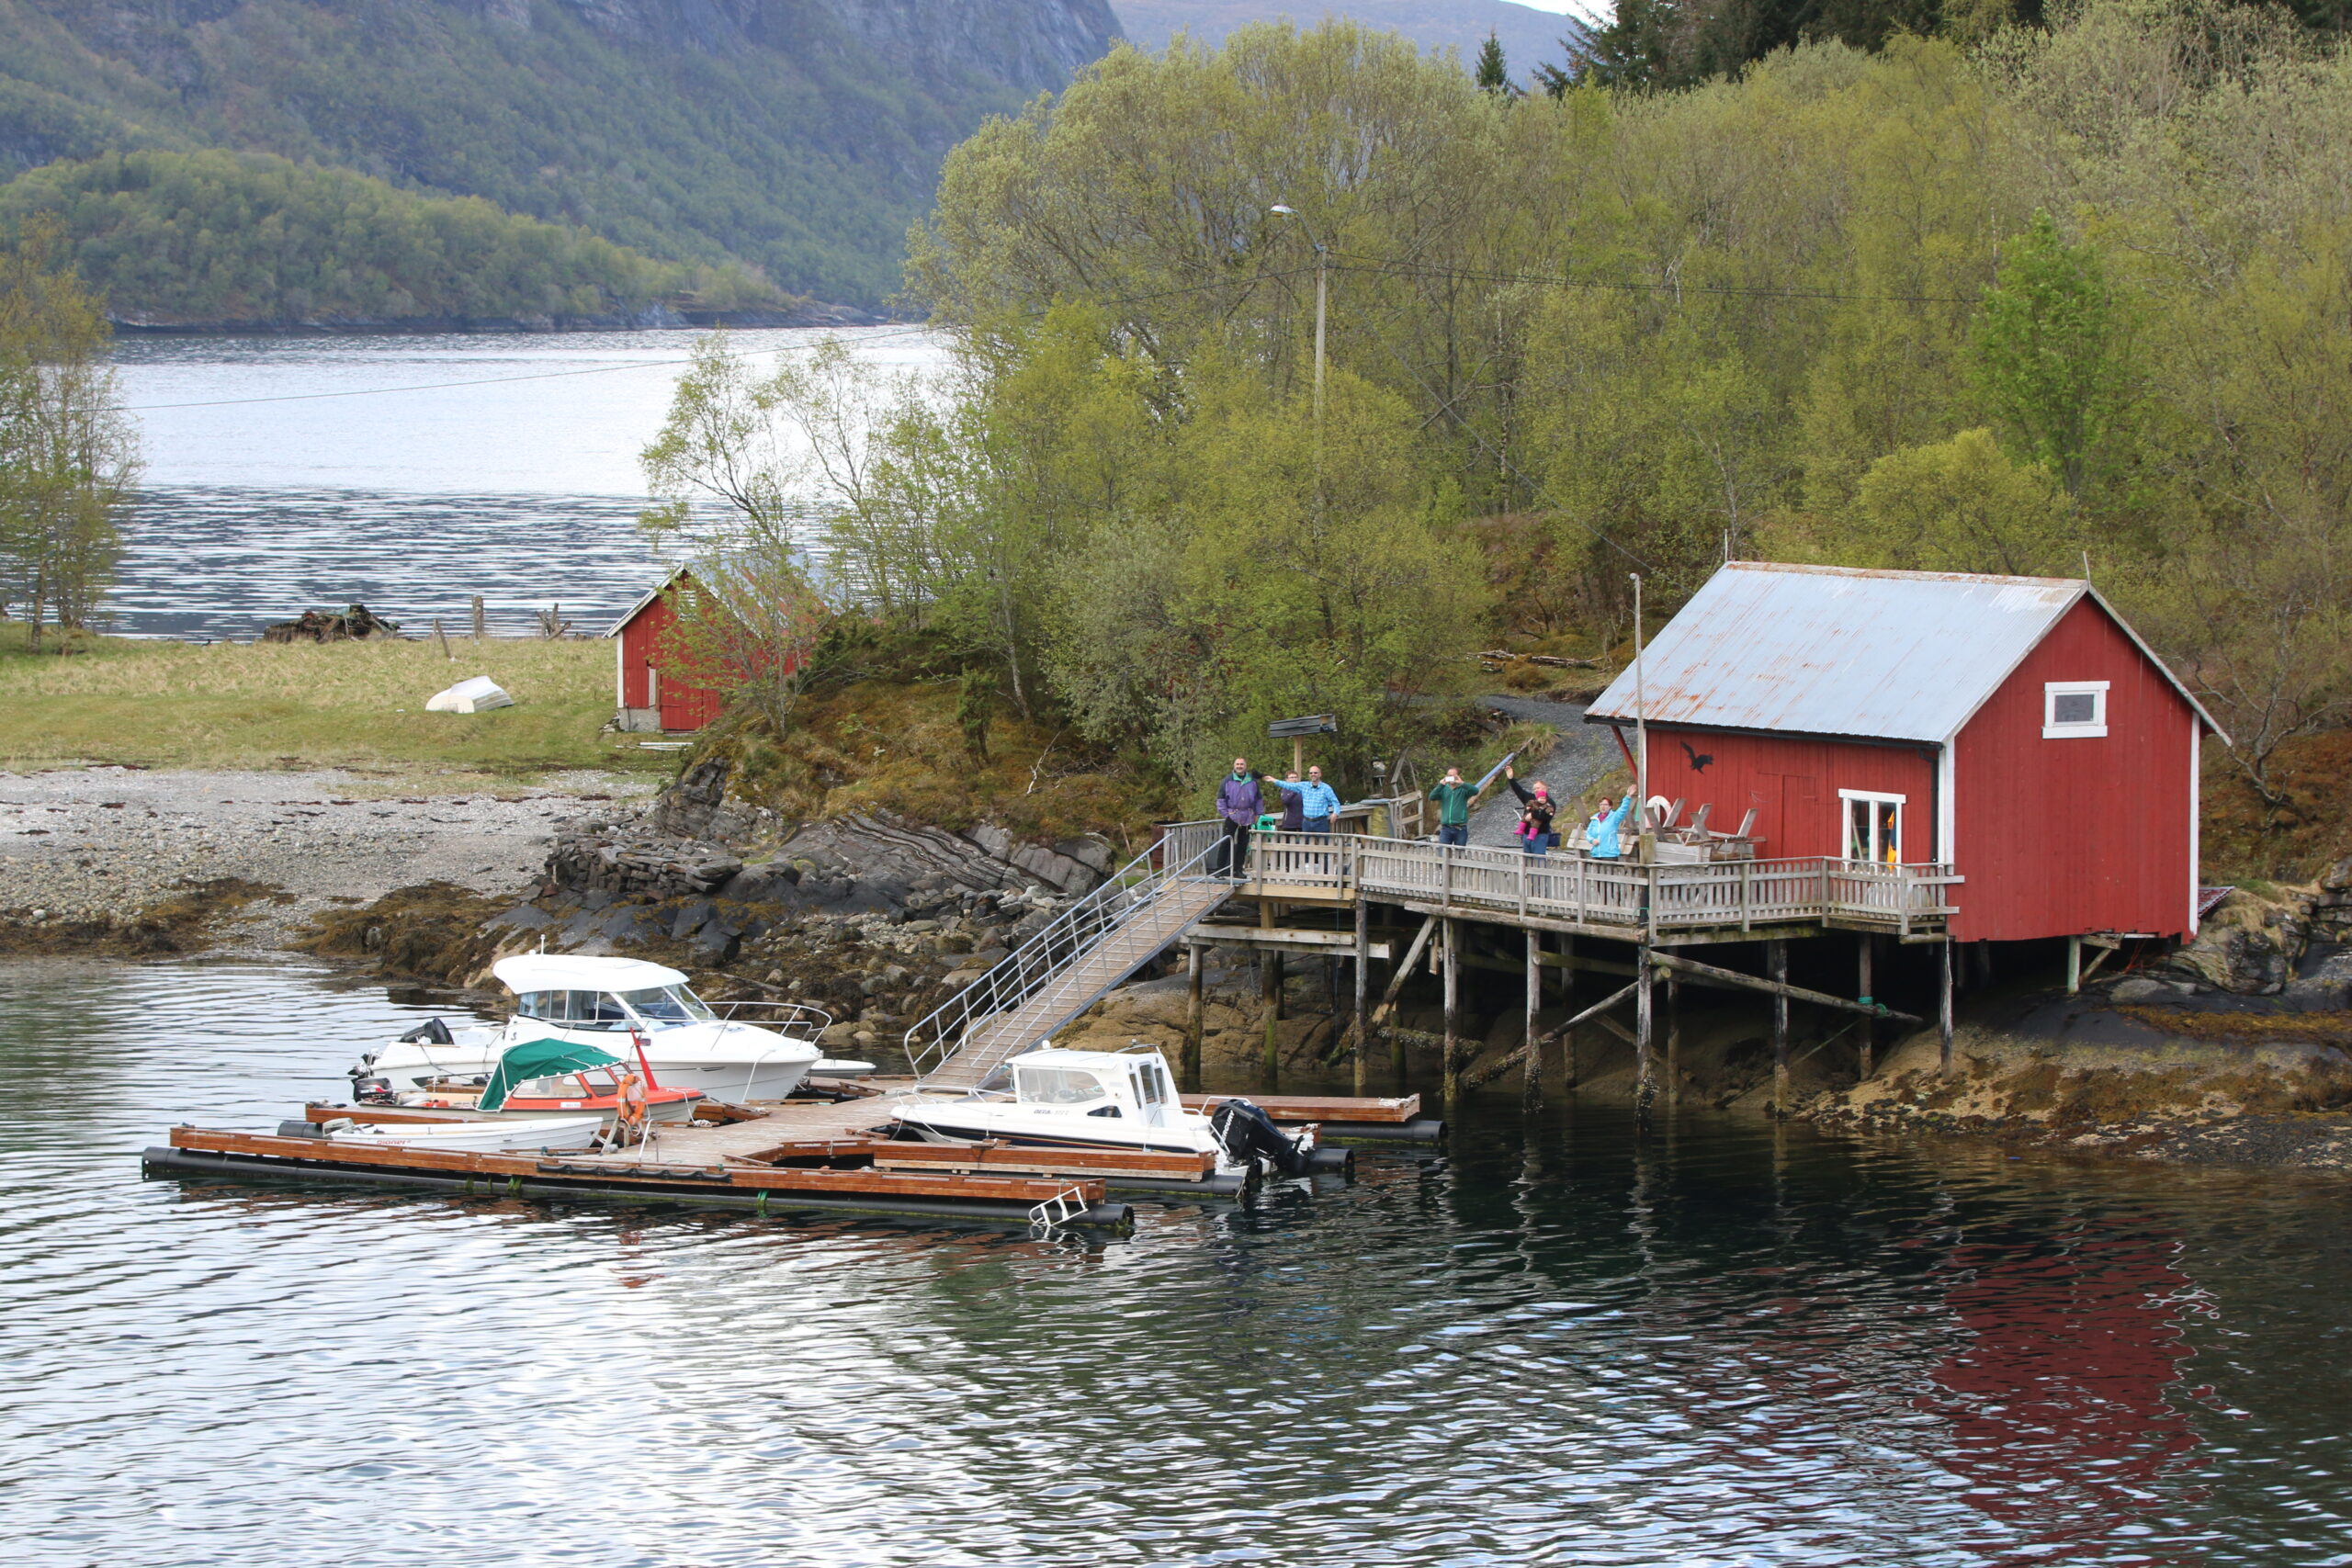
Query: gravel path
1467 696 1620 848
0 766 657 950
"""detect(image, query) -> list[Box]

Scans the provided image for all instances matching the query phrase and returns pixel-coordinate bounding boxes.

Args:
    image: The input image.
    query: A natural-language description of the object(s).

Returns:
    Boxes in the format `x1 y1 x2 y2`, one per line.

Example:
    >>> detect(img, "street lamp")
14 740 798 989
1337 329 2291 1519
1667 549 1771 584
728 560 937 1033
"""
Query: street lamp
1269 205 1327 430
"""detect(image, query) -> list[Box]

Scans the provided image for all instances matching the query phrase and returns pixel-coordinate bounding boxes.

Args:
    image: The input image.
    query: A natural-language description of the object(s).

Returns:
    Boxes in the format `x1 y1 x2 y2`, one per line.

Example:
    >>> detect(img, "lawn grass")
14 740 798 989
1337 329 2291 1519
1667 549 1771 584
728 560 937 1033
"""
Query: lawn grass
0 626 672 785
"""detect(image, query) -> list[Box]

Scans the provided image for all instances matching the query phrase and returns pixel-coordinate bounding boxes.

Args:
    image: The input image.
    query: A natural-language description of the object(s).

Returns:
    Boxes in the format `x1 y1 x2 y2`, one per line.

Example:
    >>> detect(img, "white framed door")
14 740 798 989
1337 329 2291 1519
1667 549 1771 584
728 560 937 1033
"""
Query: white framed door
1839 789 1905 865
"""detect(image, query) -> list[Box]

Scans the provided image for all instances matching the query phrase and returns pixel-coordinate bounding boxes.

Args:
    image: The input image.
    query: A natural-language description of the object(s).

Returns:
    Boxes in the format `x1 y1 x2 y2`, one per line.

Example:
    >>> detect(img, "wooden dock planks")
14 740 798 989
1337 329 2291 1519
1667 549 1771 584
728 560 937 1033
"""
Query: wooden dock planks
1177 1091 1422 1124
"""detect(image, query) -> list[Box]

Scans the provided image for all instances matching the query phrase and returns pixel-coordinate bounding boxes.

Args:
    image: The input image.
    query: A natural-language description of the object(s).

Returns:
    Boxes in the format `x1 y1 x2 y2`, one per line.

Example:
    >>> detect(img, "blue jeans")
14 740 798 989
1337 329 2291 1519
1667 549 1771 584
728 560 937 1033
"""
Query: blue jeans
1304 816 1331 838
1439 825 1468 846
1521 831 1553 856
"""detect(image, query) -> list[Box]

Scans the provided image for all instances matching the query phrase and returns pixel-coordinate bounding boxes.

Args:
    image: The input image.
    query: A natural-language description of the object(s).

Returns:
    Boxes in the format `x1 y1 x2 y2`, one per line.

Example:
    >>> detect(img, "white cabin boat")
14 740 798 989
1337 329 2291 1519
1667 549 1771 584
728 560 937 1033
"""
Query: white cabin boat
889 1045 1337 1175
355 955 825 1104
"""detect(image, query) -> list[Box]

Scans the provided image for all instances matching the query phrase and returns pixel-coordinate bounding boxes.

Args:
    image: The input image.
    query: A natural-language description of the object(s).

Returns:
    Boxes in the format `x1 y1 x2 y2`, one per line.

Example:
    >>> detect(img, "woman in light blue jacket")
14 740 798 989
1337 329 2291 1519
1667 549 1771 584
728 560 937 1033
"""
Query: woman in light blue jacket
1584 793 1636 860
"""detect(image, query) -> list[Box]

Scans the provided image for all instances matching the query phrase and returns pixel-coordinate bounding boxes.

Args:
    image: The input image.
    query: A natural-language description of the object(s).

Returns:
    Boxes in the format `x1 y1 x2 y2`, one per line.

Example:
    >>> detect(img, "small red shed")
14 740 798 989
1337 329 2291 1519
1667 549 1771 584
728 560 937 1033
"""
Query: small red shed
1585 562 2226 942
606 568 721 734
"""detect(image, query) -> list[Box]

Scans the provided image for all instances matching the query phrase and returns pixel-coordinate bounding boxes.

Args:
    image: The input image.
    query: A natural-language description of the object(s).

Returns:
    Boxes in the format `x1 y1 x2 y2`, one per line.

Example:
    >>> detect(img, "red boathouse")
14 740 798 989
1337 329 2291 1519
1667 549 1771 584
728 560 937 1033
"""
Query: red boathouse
1585 562 2225 942
606 568 721 734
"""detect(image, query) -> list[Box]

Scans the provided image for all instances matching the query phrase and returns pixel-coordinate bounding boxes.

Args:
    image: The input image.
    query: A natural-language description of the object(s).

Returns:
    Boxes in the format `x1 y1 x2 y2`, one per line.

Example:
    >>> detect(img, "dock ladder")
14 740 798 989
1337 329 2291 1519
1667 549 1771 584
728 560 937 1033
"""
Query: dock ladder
907 825 1230 1092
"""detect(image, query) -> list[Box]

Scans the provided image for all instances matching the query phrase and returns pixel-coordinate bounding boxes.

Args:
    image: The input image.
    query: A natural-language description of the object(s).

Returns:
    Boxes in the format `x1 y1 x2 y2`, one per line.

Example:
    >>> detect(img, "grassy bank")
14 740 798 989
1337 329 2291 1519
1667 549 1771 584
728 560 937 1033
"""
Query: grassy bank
0 629 667 783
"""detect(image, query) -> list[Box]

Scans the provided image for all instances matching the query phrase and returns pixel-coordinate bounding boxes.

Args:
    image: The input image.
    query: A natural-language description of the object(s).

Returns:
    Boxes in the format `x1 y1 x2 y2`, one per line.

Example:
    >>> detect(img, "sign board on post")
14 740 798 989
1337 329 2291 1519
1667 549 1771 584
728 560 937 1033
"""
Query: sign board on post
1268 713 1339 775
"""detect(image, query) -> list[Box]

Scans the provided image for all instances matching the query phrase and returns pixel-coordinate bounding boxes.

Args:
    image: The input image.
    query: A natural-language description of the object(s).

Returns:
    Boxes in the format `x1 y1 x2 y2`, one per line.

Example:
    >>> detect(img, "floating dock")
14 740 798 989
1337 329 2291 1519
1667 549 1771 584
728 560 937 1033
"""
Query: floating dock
142 1081 1432 1228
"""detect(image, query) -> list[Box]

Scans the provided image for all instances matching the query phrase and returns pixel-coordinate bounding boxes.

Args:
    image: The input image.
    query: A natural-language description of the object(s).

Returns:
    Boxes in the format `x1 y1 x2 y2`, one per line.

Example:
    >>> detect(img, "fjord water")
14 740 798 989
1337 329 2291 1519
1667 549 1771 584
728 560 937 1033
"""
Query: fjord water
108 327 940 639
6 961 2349 1568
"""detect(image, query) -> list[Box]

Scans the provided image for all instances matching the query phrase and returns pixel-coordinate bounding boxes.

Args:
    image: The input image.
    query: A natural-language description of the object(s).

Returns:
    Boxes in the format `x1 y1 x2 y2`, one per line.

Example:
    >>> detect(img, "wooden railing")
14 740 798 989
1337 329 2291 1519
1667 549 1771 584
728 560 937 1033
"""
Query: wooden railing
1192 827 1960 937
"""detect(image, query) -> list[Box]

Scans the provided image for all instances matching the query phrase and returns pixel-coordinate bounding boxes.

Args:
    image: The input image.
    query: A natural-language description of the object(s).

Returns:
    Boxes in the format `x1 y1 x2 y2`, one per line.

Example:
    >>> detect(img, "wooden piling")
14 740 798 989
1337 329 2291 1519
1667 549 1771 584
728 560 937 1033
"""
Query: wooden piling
1183 942 1204 1090
1939 938 1955 1077
1261 949 1283 1089
1353 896 1371 1096
1635 944 1655 1122
1522 927 1542 1114
2065 932 2081 997
1664 972 1679 1108
1442 918 1461 1107
1562 934 1578 1089
1857 935 1875 1081
1769 938 1790 1115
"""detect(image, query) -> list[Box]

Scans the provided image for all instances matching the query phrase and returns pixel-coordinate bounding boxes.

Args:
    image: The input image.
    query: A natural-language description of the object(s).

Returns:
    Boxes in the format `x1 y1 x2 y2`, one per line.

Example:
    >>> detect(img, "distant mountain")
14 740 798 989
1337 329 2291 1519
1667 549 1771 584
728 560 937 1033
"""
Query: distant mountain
0 0 1122 311
1111 1 1585 83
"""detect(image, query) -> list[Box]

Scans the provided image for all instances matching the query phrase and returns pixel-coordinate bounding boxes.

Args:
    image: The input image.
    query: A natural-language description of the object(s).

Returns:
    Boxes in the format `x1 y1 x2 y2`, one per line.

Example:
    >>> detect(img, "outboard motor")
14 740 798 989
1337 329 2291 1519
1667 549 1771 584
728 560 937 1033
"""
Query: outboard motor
1209 1099 1317 1178
350 1075 395 1104
397 1018 455 1045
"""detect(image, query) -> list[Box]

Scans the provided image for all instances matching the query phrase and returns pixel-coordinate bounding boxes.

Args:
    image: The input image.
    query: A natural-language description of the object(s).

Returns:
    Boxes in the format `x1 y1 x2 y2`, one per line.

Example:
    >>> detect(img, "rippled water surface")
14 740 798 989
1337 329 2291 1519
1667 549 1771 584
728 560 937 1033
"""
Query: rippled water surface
6 960 2351 1567
107 327 941 638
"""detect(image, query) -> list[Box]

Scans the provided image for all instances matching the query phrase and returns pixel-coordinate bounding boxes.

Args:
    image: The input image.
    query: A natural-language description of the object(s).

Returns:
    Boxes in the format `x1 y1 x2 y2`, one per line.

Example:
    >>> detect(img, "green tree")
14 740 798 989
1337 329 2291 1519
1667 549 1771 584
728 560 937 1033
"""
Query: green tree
1476 32 1511 94
0 223 137 648
1970 209 2139 498
1849 428 2075 574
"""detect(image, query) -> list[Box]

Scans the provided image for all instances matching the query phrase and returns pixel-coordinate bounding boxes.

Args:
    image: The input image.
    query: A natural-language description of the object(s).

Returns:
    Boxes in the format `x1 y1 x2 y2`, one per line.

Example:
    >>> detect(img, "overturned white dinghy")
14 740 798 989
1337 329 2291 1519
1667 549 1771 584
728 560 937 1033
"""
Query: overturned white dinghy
424 675 514 714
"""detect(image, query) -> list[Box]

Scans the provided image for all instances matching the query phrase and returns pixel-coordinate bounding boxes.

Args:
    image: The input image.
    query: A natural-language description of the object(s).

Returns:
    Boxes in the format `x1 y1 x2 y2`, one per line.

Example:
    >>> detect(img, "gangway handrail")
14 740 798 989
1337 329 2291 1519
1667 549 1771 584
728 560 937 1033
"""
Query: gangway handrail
904 829 1227 1083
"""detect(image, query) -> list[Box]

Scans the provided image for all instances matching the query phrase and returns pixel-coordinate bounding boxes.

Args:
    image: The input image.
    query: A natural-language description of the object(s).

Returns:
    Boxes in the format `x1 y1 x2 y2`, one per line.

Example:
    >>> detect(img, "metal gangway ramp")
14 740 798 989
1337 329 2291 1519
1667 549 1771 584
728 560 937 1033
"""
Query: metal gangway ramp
906 825 1230 1092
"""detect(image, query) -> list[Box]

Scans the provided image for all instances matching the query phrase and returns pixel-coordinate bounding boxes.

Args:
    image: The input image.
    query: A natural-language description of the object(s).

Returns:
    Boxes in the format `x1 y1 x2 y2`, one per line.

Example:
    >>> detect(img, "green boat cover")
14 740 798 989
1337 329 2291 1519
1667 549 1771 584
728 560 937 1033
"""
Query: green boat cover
477 1038 625 1111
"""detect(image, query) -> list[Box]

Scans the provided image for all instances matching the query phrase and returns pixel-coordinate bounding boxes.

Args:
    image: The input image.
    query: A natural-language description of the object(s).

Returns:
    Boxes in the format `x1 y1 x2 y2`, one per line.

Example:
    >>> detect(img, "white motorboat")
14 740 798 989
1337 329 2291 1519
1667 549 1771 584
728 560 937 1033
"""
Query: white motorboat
888 1045 1340 1175
312 1113 606 1154
354 955 826 1104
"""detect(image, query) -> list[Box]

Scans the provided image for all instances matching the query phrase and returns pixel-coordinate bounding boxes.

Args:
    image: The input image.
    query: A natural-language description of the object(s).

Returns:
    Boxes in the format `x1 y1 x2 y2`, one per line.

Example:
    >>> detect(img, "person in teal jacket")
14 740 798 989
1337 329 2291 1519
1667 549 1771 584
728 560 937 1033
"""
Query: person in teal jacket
1584 792 1636 860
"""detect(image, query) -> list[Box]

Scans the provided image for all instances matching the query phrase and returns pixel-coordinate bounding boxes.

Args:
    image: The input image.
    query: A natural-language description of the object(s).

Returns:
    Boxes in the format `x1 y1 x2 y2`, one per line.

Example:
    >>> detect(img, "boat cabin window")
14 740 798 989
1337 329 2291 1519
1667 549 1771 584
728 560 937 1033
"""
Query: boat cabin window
1016 1066 1110 1104
514 990 633 1030
512 1068 617 1099
617 985 715 1026
1132 1061 1170 1107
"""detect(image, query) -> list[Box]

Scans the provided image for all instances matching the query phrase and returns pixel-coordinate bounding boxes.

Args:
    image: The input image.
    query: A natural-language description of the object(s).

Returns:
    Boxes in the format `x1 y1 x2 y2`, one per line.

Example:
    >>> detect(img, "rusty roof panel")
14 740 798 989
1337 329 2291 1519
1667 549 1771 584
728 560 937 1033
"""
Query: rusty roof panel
1587 562 2085 743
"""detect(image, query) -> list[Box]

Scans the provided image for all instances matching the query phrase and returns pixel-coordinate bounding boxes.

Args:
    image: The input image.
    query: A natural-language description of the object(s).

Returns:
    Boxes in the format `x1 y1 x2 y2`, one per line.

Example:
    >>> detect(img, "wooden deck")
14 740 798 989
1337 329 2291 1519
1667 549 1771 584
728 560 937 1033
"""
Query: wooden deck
1215 829 1960 942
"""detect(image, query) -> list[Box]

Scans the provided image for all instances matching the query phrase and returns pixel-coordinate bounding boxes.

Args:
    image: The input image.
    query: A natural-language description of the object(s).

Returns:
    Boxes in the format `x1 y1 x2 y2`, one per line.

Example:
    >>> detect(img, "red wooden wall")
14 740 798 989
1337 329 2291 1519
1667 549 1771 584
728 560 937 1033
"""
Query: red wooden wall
1637 728 1938 863
1630 596 2200 942
1951 598 2198 942
615 594 721 733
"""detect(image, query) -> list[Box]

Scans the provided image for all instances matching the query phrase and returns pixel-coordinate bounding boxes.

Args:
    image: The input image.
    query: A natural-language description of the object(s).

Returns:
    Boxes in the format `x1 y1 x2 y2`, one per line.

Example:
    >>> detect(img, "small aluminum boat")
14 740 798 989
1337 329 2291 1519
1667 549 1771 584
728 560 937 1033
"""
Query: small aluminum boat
313 1113 606 1154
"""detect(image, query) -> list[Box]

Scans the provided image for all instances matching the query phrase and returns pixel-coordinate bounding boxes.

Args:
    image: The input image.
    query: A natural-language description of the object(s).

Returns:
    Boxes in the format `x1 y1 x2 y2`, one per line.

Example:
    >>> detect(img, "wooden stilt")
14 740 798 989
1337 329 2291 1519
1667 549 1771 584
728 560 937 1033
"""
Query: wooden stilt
1939 938 1955 1077
1261 950 1283 1089
1442 919 1461 1107
1182 942 1204 1090
1522 927 1543 1114
1770 938 1789 1115
1664 972 1680 1108
1352 897 1371 1096
1561 934 1578 1089
1635 944 1656 1123
1857 934 1875 1081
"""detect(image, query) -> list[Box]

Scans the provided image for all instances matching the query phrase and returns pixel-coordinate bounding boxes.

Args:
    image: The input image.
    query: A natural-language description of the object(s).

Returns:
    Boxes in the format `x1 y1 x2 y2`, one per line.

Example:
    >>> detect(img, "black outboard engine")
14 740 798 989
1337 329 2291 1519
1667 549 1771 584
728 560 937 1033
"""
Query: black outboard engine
397 1018 455 1045
1209 1099 1317 1177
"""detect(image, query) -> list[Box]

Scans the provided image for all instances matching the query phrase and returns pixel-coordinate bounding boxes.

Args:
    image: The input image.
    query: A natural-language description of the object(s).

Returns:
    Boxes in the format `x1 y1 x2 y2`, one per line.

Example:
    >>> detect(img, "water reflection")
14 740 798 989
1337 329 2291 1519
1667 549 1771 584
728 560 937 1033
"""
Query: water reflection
0 960 2346 1565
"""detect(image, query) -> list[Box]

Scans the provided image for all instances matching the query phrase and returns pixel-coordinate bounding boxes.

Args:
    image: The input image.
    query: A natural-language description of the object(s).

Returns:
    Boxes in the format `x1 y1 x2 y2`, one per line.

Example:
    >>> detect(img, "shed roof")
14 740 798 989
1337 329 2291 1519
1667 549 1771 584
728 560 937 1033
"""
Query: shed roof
605 566 688 639
1586 561 2221 744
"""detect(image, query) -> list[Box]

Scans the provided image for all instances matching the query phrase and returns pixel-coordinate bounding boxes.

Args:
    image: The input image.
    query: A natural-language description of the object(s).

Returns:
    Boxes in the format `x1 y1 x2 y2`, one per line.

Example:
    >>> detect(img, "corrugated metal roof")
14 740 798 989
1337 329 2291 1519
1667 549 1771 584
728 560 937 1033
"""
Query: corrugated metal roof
1587 561 2128 743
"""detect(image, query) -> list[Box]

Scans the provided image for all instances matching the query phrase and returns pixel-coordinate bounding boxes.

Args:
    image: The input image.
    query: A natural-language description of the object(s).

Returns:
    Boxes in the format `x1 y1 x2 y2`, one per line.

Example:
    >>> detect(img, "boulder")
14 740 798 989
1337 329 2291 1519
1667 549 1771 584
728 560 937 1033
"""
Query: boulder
2154 889 2305 995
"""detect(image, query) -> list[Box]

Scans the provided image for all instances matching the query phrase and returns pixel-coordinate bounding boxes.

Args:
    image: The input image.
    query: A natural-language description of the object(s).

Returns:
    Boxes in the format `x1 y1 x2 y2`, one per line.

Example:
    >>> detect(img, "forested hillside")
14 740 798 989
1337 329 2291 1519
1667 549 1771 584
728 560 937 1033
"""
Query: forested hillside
0 150 775 326
0 0 1118 310
714 4 2352 872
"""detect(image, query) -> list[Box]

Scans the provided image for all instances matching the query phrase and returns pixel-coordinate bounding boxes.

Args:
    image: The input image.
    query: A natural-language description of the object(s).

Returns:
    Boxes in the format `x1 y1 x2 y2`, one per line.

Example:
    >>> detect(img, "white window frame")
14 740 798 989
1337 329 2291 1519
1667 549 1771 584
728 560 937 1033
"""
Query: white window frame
2044 681 2109 739
1838 789 1905 866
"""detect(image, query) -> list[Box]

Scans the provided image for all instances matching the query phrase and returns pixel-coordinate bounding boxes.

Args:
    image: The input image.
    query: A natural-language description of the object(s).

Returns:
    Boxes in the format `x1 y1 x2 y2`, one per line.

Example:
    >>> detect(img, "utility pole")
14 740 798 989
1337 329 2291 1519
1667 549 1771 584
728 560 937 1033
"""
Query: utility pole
1631 572 1650 860
1269 204 1328 473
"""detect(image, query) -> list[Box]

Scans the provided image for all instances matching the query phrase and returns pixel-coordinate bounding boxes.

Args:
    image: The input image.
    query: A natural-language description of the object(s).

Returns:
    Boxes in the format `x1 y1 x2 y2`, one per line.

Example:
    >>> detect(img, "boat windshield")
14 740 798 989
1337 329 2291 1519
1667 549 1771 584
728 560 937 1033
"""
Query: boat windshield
1017 1066 1109 1104
616 986 716 1027
514 989 633 1031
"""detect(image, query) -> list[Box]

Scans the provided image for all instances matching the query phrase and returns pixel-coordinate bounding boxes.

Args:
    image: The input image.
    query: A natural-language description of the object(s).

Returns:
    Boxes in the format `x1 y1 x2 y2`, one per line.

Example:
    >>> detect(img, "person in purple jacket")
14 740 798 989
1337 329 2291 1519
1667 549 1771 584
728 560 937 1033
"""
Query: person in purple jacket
1215 757 1264 877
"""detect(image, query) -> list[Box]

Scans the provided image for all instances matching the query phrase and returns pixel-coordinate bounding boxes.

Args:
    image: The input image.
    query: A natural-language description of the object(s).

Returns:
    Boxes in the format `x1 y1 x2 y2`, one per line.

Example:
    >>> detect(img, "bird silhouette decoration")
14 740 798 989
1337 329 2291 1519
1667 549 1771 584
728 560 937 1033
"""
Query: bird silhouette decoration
1680 739 1714 773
